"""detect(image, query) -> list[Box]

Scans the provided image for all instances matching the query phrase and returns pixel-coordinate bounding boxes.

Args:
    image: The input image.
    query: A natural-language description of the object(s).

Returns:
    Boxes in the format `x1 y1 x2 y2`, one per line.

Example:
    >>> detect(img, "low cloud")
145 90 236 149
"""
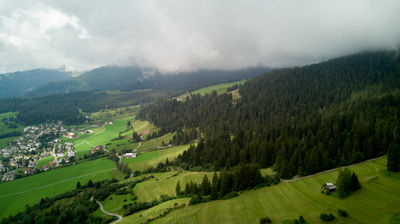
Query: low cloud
0 0 399 73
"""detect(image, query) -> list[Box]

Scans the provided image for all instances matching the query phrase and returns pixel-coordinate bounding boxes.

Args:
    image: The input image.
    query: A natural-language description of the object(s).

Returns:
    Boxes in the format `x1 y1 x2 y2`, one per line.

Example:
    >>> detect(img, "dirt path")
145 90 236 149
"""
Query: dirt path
96 200 123 223
280 155 385 183
0 168 116 199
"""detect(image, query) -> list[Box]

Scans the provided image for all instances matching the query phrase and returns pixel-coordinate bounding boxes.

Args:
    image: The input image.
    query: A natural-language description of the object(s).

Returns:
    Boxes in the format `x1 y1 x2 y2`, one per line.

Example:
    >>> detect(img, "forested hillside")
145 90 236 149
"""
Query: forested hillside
139 51 400 177
30 66 268 96
0 69 71 98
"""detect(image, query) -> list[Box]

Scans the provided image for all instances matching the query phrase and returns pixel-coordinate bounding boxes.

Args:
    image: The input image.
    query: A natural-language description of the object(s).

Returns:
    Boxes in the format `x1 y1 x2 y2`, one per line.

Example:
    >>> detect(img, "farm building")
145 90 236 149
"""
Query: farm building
322 182 337 192
91 145 104 153
124 153 137 158
66 132 77 139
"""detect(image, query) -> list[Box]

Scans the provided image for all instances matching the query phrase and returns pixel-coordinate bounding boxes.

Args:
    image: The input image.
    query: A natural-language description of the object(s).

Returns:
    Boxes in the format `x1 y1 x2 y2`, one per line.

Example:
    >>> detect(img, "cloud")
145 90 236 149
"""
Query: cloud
0 0 399 73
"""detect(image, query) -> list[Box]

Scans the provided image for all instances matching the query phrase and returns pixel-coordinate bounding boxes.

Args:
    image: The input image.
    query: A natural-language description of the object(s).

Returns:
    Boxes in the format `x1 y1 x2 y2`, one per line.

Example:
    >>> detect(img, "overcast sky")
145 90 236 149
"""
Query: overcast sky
0 0 399 73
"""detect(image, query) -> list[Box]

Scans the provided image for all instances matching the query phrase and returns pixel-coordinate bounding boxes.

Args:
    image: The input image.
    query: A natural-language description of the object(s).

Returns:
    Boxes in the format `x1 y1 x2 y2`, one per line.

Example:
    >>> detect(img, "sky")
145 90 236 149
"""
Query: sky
0 0 399 74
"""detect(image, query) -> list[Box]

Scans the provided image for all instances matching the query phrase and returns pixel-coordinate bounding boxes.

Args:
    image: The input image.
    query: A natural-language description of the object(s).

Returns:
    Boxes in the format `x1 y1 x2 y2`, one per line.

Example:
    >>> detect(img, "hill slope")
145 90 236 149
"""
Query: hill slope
0 69 71 98
139 51 400 177
30 66 268 96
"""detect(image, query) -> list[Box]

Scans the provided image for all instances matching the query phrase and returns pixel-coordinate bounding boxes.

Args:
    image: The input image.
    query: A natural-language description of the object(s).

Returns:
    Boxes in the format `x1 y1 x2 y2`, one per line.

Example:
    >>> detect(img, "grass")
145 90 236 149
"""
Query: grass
120 198 189 224
125 156 400 224
140 132 175 152
36 156 54 169
0 112 24 135
0 112 24 146
191 80 247 95
134 171 213 202
0 158 120 217
130 119 159 138
72 117 133 156
122 145 190 171
0 136 16 148
89 106 140 123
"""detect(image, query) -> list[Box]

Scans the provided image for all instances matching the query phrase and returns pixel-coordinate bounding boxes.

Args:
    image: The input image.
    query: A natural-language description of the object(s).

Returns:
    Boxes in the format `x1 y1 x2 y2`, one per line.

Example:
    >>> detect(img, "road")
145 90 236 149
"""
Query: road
96 200 123 223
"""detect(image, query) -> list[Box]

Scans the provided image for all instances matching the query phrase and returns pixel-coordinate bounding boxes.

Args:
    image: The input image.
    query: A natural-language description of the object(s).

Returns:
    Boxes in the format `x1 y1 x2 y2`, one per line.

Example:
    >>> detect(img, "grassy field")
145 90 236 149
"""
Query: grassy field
0 158 120 217
191 80 247 95
73 117 133 156
0 136 16 148
0 112 24 135
0 112 24 147
139 156 400 224
130 119 159 138
36 155 54 169
89 106 140 123
122 145 190 171
140 132 175 152
119 198 189 224
134 171 213 202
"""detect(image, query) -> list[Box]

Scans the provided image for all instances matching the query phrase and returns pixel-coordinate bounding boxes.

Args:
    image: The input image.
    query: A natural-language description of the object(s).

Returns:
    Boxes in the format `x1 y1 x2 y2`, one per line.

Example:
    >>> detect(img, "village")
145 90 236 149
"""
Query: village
0 121 77 182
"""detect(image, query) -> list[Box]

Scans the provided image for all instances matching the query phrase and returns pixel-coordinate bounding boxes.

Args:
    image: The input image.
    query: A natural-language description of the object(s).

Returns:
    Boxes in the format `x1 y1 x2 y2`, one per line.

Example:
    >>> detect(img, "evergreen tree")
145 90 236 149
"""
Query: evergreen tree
211 172 219 199
336 168 352 198
350 172 361 191
184 183 190 195
76 181 81 189
201 175 211 196
88 180 94 188
175 181 182 196
387 143 400 172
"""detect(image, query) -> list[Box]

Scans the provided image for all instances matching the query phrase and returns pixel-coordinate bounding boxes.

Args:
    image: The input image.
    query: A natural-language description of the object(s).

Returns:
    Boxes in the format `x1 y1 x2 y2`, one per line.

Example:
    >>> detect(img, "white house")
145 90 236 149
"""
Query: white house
124 153 137 158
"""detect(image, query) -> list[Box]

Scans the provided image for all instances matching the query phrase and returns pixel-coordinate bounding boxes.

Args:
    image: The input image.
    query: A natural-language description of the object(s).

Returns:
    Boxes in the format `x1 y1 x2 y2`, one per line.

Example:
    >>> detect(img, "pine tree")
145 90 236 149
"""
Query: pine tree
336 168 352 198
387 143 400 172
184 183 190 195
76 181 81 189
350 172 361 191
175 181 181 196
201 175 211 195
88 180 94 188
211 172 219 199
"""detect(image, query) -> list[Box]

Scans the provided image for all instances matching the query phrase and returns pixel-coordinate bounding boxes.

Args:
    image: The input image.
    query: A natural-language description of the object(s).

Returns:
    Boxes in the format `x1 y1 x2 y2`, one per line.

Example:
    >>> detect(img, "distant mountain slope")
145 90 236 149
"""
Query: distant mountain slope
29 66 269 96
0 69 71 98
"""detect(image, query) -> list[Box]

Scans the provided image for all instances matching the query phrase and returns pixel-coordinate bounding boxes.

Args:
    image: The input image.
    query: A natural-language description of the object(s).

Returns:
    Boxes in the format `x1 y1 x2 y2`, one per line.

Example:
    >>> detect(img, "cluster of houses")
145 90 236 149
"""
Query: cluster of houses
0 121 76 182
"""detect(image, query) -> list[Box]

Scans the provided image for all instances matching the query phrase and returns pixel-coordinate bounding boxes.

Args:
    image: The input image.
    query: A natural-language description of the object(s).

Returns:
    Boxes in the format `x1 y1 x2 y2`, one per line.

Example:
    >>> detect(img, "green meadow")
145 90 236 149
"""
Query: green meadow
119 198 189 224
73 117 133 156
36 155 54 169
191 80 247 95
0 112 24 147
0 112 24 135
134 171 213 202
122 145 190 171
0 136 16 148
0 158 120 217
141 156 400 224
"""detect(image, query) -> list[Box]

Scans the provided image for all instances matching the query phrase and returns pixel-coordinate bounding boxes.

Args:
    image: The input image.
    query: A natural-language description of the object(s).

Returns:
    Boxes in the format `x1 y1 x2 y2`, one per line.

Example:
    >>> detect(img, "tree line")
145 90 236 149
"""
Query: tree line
175 164 279 205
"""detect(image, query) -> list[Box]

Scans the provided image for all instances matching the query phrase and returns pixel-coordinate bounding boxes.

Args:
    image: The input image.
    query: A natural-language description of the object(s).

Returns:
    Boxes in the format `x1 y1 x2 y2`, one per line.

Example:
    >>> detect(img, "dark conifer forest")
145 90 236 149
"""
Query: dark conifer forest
139 51 400 178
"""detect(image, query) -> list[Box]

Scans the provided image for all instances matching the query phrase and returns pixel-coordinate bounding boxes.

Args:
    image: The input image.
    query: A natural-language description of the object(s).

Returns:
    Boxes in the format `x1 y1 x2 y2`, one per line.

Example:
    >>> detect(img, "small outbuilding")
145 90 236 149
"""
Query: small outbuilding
322 182 337 192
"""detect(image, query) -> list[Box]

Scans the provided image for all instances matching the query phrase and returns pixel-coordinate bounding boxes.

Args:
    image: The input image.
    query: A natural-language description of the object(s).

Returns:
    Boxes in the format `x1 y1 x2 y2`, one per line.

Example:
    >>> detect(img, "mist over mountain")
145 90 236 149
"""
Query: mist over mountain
0 69 71 98
29 66 269 96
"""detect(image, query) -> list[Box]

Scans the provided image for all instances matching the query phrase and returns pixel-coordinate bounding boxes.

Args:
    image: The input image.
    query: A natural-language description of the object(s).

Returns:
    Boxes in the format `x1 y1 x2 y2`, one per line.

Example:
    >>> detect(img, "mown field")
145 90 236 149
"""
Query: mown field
122 145 190 171
36 155 54 169
191 80 247 95
72 117 133 156
113 156 400 224
0 158 120 217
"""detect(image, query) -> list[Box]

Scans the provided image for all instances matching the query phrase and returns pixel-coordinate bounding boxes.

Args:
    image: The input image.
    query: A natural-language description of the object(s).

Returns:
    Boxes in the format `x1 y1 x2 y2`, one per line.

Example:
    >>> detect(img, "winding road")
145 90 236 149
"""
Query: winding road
96 200 123 223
